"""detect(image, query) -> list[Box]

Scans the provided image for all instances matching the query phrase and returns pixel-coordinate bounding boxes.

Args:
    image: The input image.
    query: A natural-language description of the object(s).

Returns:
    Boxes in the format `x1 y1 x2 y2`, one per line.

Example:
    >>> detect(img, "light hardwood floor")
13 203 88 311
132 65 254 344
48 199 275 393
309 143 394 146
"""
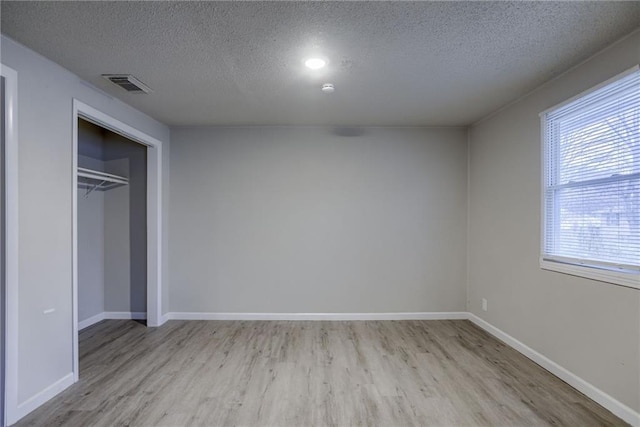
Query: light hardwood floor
16 320 626 426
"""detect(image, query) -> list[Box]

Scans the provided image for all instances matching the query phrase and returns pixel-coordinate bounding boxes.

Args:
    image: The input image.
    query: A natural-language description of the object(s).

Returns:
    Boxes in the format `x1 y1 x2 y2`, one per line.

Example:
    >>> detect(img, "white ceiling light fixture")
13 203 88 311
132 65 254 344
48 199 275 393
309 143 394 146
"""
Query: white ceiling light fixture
321 83 335 94
305 58 326 70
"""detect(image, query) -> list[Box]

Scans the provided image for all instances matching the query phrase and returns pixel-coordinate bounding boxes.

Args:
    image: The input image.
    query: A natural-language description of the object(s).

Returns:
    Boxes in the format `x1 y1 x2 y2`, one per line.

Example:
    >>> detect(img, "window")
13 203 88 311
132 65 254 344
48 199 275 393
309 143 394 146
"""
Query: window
541 67 640 289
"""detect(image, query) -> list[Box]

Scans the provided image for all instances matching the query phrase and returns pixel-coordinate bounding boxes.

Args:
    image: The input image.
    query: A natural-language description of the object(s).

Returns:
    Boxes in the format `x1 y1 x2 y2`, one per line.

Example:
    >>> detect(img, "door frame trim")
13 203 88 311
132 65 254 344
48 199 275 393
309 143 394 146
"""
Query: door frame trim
1 64 19 426
72 100 163 382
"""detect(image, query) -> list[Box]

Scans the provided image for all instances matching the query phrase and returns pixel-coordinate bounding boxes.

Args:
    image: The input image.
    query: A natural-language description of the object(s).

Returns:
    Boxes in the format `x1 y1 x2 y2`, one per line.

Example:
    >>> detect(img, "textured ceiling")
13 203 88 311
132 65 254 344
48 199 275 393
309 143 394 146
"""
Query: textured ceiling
1 1 639 126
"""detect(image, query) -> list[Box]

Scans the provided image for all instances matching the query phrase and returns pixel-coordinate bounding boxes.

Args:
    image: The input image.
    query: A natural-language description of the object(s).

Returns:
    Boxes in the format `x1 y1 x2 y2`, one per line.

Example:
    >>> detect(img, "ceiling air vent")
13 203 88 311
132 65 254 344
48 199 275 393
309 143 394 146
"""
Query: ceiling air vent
102 74 152 94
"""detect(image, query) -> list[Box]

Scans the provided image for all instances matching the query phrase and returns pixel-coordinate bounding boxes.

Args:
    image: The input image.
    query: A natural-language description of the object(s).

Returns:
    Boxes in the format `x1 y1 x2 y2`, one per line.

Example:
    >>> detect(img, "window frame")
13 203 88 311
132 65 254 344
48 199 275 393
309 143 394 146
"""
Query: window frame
539 65 640 290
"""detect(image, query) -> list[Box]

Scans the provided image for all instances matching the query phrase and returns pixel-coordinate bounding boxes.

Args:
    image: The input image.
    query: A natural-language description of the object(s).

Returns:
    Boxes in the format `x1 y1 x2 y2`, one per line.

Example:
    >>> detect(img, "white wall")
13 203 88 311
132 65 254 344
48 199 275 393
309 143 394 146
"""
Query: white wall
170 126 468 314
77 182 105 322
0 34 170 414
77 123 106 323
468 31 640 412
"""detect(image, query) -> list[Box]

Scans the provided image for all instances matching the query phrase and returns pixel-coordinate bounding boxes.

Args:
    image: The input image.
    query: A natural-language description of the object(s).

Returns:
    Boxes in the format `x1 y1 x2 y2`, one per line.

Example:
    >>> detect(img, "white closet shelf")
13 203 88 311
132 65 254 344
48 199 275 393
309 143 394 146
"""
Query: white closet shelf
78 167 128 196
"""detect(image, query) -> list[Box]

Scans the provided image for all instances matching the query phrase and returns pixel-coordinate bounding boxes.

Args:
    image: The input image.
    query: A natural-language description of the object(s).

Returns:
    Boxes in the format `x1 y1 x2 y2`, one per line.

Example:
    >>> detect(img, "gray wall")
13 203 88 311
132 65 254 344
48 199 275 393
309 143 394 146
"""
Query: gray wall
170 126 468 313
103 174 131 312
77 175 105 322
468 31 640 411
77 122 105 323
103 135 147 314
0 34 170 406
77 188 105 321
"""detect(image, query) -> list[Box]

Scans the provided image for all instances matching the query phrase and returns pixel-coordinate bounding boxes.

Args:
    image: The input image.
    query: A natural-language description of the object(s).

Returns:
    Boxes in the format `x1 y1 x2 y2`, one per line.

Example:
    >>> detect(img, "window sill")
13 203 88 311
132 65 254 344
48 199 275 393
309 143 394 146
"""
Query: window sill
540 258 640 290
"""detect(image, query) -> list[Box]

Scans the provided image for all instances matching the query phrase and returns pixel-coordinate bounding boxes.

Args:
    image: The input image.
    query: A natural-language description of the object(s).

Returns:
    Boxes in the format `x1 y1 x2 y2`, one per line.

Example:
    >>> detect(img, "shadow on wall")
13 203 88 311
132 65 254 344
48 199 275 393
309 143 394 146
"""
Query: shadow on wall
103 133 147 316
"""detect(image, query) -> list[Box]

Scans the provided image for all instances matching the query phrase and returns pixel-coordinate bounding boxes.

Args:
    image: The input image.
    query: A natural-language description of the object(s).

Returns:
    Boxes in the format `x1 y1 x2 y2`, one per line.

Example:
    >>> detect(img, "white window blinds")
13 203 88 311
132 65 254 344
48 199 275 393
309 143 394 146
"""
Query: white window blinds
542 68 640 272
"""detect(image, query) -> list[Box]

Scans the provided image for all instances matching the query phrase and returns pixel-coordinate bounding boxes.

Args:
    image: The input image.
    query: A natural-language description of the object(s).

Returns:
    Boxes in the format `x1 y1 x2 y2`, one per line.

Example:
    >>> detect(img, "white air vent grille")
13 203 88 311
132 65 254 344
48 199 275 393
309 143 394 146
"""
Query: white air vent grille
102 74 152 93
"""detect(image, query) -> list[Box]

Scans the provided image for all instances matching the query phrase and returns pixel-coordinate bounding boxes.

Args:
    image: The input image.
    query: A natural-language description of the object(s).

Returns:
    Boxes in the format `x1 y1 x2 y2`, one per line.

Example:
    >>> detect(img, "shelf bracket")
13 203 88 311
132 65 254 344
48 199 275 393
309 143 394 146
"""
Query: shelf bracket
84 179 107 198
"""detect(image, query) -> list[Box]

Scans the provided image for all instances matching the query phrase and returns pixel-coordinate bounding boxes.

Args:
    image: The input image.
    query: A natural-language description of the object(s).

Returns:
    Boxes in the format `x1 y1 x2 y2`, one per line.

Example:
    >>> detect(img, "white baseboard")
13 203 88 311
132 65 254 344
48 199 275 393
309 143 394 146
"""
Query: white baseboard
78 311 147 330
468 313 640 427
103 311 147 320
10 373 74 425
78 312 105 330
164 311 469 321
160 312 171 325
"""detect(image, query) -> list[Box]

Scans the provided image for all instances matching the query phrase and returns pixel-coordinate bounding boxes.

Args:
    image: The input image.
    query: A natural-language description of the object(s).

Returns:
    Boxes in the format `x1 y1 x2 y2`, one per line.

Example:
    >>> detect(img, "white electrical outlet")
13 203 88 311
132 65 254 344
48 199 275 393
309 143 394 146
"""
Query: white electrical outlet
482 298 488 312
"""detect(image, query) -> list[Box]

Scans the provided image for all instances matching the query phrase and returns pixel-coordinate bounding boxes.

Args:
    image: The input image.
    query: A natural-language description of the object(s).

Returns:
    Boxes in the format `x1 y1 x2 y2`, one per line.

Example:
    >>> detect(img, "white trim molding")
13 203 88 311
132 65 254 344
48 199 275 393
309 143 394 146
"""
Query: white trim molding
540 258 640 290
78 313 105 331
78 312 147 330
13 374 74 425
1 63 19 427
468 313 640 427
160 312 171 326
72 99 164 384
164 312 469 321
104 311 147 320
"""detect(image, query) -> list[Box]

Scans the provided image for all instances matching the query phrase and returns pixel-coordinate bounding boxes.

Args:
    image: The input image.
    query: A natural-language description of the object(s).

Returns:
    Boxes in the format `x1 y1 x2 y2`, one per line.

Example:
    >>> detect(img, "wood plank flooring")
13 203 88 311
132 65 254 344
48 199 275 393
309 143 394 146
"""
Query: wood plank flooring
16 320 626 426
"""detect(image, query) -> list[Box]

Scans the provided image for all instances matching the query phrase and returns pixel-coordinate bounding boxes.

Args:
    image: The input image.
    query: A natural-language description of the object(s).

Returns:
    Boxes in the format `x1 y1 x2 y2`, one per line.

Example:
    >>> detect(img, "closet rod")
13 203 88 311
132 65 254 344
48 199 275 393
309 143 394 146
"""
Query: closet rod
77 167 128 197
78 167 129 185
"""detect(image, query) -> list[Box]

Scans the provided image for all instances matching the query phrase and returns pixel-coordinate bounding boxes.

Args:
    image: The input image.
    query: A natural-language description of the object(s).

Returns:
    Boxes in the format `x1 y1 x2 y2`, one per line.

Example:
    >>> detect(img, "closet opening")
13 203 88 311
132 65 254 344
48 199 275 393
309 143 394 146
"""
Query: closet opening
77 118 147 333
72 100 163 382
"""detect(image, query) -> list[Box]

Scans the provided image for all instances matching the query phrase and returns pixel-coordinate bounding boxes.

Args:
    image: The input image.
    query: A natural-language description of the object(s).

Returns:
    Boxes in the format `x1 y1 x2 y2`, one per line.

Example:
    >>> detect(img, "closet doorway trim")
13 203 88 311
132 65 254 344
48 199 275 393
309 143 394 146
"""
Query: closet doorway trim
2 63 19 426
71 99 163 383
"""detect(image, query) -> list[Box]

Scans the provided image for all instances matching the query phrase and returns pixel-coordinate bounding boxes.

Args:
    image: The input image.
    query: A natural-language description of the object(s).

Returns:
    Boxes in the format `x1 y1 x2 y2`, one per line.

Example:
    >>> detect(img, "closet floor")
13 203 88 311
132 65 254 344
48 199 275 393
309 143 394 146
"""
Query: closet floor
16 319 624 426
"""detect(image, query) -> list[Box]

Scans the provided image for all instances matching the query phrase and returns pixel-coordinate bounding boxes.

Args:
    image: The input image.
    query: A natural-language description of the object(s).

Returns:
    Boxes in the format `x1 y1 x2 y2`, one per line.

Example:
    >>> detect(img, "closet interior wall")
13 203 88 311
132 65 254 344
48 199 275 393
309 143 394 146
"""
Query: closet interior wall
77 119 147 325
1 76 6 427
